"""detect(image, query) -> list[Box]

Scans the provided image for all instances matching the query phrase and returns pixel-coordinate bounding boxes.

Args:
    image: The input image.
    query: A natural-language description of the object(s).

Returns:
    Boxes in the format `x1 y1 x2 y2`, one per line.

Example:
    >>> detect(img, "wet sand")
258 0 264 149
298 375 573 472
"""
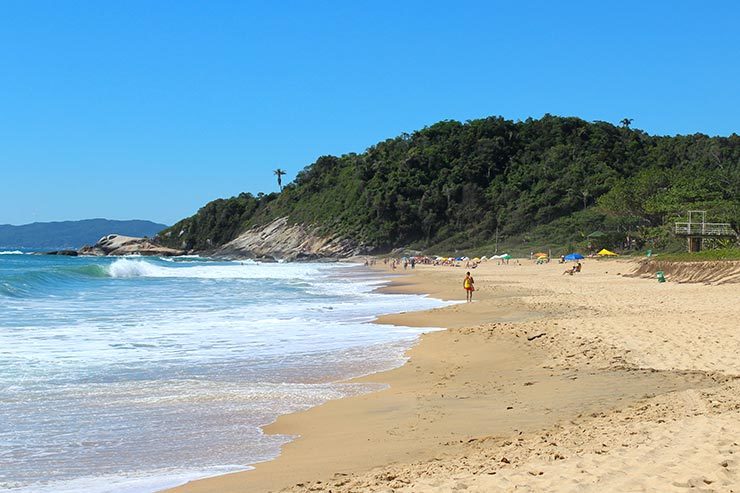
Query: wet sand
167 259 739 493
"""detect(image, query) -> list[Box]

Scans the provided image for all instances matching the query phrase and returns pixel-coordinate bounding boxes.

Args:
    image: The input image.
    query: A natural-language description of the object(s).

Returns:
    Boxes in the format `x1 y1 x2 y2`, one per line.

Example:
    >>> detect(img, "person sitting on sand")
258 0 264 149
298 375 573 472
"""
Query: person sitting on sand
575 262 582 273
463 272 475 302
563 265 576 275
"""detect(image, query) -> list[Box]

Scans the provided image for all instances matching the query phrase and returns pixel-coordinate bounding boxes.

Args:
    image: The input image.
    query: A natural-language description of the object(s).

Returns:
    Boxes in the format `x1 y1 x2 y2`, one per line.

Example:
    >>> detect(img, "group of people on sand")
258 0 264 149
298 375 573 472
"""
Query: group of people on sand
382 257 417 270
374 254 584 301
374 256 477 302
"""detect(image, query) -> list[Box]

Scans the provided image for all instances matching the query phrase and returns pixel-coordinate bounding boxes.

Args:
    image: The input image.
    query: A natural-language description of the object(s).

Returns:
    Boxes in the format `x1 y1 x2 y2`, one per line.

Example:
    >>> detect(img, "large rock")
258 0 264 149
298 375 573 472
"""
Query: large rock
45 250 79 256
79 234 184 257
215 217 364 261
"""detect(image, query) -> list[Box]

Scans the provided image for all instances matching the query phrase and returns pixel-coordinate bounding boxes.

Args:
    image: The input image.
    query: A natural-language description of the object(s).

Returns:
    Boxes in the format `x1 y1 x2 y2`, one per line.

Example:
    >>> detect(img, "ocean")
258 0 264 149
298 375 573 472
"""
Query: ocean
0 253 448 492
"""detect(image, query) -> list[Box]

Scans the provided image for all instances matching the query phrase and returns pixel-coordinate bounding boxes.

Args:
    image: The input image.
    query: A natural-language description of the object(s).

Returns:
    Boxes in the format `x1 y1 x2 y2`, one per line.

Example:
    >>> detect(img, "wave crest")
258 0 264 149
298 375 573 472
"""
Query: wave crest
107 259 163 278
1 258 331 299
105 258 322 280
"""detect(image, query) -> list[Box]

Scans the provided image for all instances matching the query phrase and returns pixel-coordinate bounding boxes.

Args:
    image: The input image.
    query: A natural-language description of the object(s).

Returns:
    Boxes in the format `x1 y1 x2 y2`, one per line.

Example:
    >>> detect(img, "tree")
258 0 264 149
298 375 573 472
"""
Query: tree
620 118 633 128
274 168 287 191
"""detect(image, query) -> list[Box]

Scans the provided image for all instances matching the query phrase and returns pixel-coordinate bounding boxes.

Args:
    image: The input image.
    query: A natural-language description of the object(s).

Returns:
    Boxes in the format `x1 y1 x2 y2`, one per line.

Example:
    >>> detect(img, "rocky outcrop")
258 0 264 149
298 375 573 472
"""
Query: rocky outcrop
78 234 184 257
45 250 79 256
215 217 364 261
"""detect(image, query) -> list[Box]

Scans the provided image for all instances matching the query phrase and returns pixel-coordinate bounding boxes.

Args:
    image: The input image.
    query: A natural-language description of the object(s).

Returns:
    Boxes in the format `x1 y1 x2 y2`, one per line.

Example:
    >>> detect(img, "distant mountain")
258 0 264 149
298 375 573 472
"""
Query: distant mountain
0 219 168 250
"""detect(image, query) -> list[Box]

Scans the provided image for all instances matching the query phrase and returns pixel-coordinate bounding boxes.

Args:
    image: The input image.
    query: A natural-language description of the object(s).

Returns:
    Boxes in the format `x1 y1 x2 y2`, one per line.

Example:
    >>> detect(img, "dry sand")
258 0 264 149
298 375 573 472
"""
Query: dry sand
167 259 740 493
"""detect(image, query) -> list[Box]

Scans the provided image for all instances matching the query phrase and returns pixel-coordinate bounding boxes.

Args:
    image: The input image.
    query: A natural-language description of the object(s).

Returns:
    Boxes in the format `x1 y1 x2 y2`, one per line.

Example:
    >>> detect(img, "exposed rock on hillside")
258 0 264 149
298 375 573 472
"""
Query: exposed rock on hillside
215 217 363 261
78 234 184 257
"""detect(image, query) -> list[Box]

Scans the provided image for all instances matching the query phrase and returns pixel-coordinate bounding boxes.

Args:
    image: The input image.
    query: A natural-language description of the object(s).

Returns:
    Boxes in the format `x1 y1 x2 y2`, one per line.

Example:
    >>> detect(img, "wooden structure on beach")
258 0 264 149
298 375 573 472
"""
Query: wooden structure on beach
674 210 736 252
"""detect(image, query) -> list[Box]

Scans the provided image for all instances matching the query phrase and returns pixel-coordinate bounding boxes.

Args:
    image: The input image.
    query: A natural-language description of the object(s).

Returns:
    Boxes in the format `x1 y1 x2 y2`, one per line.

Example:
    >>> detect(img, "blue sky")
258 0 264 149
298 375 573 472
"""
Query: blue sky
1 1 738 225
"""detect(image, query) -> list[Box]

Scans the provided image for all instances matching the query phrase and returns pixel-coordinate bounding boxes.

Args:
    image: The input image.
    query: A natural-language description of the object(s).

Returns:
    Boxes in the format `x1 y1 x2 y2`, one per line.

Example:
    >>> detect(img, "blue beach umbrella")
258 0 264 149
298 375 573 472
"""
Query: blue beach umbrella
564 253 584 261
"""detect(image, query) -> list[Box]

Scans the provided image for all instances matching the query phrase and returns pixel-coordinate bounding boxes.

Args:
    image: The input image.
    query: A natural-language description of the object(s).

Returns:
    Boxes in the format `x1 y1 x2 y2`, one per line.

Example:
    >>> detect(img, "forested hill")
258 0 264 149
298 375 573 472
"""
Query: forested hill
159 115 739 254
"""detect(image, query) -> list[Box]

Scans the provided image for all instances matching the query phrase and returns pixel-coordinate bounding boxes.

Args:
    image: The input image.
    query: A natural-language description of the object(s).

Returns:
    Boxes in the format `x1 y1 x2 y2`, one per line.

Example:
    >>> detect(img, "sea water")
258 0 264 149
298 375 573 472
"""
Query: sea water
0 253 448 492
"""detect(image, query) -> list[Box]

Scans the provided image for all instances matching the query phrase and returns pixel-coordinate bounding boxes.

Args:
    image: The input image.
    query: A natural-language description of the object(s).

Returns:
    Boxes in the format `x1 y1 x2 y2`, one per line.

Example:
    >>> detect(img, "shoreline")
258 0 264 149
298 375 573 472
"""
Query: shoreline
5 259 443 493
162 264 463 493
166 259 739 493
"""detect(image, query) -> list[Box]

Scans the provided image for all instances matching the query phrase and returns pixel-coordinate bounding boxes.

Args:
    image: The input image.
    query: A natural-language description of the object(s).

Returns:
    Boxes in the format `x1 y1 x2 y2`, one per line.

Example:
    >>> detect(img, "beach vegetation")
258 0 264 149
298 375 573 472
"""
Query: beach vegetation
653 248 740 262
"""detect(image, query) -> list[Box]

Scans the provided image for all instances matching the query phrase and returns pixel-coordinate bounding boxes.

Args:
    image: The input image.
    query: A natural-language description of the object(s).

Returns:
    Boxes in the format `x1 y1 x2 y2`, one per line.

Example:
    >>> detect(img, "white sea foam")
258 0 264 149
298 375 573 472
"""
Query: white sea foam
0 258 451 492
0 250 24 255
159 254 209 262
107 258 164 277
106 257 319 280
7 466 250 493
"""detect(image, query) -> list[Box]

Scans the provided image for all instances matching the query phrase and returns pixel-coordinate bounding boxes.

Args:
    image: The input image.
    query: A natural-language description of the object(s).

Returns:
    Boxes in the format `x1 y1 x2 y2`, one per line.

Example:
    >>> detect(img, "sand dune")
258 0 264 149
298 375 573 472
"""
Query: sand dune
627 259 740 285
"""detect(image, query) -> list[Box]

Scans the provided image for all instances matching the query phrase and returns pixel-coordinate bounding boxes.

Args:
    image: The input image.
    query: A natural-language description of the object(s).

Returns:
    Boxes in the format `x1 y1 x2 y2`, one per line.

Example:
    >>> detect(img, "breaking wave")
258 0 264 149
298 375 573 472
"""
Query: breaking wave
0 257 336 297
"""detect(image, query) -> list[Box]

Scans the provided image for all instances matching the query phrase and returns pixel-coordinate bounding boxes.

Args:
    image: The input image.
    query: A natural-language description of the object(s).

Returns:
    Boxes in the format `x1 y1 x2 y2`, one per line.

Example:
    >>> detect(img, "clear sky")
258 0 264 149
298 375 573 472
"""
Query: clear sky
1 1 738 226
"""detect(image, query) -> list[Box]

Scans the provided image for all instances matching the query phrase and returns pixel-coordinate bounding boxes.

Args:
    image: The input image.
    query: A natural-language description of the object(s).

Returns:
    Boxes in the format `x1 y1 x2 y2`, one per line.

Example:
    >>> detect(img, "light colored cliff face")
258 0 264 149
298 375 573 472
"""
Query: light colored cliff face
79 234 184 257
215 217 362 261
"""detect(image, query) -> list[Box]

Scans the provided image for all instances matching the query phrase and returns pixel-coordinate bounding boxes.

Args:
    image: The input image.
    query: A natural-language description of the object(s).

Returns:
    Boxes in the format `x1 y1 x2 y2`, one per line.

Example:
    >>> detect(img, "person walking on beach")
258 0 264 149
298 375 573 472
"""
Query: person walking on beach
463 271 475 302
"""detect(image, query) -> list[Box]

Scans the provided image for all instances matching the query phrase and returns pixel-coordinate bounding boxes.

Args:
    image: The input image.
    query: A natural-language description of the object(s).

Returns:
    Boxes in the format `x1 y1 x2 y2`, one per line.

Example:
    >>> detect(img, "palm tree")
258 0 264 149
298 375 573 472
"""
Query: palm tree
620 118 633 128
273 168 286 191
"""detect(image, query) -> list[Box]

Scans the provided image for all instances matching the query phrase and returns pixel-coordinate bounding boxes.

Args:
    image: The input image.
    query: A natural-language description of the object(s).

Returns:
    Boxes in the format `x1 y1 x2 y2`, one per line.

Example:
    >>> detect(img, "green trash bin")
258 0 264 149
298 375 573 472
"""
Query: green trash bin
656 271 666 283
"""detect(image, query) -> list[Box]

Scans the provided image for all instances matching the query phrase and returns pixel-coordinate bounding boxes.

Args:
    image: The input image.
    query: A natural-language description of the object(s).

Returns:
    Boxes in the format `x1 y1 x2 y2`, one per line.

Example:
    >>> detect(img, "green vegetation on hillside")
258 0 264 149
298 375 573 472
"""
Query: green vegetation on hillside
159 115 739 254
653 248 740 262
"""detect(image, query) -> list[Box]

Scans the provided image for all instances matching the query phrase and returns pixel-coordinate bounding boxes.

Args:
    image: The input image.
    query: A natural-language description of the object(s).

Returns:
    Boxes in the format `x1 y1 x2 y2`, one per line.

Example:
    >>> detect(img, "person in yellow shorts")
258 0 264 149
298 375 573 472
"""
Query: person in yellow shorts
463 271 475 302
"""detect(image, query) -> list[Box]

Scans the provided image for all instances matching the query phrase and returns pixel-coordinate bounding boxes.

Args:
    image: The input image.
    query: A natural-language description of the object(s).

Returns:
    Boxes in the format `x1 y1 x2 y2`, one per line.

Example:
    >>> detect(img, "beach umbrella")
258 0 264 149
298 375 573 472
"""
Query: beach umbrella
472 257 480 262
564 253 584 261
534 252 548 257
597 249 618 256
501 253 512 259
537 255 548 260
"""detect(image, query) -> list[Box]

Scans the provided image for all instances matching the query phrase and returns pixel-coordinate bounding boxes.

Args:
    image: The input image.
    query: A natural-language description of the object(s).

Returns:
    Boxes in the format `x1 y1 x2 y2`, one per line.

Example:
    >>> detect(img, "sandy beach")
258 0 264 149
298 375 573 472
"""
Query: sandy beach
167 258 740 493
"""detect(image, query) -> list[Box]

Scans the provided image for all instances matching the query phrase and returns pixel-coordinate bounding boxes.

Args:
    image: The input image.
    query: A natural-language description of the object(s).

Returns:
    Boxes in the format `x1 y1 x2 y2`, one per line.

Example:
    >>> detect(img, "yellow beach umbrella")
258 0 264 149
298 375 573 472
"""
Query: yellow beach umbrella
534 252 548 257
537 255 548 260
597 249 618 256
